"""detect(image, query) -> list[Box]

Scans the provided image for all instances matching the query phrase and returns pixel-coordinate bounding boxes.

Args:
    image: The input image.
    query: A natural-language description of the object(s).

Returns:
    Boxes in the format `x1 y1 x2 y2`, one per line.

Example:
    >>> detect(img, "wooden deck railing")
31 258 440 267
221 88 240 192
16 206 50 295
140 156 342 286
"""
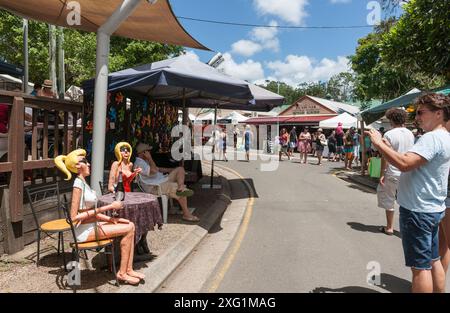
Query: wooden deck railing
0 91 83 254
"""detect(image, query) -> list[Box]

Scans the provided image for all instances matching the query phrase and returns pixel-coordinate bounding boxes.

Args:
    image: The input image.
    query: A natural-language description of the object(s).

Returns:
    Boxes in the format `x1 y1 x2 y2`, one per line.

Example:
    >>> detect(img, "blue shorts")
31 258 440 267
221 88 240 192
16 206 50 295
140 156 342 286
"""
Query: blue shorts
399 206 445 270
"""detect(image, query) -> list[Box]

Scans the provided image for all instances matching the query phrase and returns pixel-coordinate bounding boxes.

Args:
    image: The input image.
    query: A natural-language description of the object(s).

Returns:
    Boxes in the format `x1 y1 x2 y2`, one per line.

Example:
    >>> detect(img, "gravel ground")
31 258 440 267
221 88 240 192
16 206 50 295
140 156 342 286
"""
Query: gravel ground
0 172 220 293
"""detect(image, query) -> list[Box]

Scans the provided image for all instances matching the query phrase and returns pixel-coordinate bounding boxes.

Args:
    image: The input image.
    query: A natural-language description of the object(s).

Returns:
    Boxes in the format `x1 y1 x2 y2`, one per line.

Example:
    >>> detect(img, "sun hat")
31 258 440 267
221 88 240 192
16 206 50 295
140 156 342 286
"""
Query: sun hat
338 122 343 126
136 142 152 154
318 128 323 132
42 79 53 88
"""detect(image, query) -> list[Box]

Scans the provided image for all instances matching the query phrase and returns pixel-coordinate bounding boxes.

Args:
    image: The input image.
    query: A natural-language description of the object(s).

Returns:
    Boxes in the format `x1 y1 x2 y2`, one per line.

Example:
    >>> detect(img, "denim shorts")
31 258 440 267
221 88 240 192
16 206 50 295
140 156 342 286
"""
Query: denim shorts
399 206 445 270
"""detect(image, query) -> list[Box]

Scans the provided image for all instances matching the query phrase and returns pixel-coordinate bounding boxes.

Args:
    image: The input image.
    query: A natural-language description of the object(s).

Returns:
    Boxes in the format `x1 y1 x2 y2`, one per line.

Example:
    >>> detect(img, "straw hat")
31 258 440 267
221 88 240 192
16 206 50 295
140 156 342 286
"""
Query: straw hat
42 79 53 88
136 143 152 154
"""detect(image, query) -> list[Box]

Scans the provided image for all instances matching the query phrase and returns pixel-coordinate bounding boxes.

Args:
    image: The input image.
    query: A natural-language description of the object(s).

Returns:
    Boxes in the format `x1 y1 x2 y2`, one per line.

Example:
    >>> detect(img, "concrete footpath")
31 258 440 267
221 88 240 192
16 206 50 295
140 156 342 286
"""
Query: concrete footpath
120 162 246 293
0 162 249 293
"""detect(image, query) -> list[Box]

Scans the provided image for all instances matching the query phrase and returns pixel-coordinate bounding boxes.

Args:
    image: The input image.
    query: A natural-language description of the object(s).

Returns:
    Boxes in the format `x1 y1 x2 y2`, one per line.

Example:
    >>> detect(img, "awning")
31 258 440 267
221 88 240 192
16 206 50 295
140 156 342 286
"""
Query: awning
245 115 336 125
0 0 209 50
0 61 23 77
82 55 254 103
360 85 450 124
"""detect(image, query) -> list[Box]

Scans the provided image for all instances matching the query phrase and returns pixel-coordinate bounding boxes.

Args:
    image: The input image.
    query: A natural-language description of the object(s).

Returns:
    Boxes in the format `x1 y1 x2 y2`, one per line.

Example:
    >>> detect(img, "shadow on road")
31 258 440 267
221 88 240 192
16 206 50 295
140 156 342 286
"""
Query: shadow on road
347 222 401 238
311 273 411 293
228 178 259 200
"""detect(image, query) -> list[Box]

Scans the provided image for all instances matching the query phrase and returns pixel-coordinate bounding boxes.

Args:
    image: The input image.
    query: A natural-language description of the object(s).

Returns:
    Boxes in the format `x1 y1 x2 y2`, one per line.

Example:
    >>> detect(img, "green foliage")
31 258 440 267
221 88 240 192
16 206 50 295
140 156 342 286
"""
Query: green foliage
350 1 448 103
0 10 184 87
350 20 421 102
327 72 356 102
262 72 356 106
380 0 450 81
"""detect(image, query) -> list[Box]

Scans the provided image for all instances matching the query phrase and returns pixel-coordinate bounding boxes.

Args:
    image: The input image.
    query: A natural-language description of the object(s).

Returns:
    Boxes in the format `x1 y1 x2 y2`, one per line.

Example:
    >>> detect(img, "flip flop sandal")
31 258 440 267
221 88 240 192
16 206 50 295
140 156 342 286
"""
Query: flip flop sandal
182 215 200 222
379 226 394 236
117 274 140 285
176 188 194 197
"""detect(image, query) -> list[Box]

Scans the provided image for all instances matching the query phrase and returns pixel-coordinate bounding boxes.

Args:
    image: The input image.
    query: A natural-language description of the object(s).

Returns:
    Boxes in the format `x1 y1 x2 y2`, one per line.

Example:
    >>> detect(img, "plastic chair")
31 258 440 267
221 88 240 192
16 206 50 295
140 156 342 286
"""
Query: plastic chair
61 202 118 288
135 178 170 224
25 182 71 270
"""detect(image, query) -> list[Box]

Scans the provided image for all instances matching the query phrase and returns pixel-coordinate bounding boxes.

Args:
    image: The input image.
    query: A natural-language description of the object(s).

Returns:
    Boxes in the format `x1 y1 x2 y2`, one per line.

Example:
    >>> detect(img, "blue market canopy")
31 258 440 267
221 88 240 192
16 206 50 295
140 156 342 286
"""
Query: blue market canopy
360 86 450 124
83 55 255 104
185 83 285 112
0 61 23 77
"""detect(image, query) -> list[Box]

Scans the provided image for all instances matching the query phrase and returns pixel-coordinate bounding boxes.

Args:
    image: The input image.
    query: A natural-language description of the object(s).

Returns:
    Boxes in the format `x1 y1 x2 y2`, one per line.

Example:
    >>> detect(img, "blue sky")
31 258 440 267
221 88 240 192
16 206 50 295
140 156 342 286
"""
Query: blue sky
170 0 386 87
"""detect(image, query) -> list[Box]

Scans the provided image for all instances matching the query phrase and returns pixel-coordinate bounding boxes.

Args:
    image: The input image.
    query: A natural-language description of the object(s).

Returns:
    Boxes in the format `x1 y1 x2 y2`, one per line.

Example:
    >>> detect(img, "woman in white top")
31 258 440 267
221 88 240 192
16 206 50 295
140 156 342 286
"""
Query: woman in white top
55 149 144 285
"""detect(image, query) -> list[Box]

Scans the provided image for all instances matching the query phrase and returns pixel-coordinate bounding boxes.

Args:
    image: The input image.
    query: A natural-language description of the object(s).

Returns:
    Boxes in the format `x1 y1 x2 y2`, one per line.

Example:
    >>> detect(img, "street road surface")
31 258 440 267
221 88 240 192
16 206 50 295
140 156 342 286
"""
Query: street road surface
158 153 450 293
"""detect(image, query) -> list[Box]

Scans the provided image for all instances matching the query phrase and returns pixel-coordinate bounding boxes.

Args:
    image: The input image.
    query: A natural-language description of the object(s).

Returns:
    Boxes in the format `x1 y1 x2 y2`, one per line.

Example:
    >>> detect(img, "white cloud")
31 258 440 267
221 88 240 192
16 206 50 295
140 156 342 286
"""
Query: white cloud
218 53 265 82
231 40 263 57
250 20 280 52
230 21 280 57
267 55 350 86
253 0 309 25
251 22 278 42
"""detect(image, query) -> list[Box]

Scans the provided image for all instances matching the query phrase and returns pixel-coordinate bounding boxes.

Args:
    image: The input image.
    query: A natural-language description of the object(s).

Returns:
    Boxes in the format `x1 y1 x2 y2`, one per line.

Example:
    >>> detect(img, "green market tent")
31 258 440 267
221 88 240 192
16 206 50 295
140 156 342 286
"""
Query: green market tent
360 86 450 124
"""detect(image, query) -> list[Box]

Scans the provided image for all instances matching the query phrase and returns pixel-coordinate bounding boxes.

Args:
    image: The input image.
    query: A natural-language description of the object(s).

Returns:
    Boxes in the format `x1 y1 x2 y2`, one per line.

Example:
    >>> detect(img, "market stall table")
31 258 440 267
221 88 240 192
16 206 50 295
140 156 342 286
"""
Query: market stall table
98 192 163 256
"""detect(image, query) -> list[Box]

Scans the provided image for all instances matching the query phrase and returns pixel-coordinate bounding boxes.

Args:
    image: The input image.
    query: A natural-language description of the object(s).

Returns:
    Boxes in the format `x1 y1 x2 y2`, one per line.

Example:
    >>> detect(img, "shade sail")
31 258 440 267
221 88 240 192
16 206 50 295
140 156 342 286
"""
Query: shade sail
186 83 284 112
0 0 208 50
83 55 254 103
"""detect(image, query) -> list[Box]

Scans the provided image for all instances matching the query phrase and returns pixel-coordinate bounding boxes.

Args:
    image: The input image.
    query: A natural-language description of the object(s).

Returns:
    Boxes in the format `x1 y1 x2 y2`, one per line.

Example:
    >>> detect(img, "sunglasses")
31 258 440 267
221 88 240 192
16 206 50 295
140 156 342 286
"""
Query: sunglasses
120 147 130 152
78 157 88 164
416 109 434 116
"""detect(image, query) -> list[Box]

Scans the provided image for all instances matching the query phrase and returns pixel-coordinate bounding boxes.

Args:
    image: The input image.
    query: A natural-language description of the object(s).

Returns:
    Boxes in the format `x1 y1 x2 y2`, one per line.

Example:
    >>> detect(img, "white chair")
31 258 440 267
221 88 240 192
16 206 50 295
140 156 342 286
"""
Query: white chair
136 179 171 224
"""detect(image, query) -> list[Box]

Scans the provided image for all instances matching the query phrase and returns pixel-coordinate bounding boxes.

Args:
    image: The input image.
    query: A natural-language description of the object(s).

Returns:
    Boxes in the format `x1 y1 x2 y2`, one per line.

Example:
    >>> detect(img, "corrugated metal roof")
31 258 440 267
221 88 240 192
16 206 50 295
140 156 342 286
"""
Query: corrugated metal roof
308 96 360 115
245 114 336 125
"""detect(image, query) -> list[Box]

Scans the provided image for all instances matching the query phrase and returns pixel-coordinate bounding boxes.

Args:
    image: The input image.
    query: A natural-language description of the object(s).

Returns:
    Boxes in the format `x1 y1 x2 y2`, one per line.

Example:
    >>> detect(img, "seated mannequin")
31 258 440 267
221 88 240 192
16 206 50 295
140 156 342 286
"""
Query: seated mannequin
55 149 144 285
108 142 141 193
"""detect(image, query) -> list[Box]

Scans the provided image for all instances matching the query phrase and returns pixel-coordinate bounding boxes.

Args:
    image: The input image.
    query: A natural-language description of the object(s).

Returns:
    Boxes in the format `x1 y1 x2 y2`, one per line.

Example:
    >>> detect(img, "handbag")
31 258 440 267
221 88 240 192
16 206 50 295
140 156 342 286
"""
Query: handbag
368 157 381 178
319 135 327 146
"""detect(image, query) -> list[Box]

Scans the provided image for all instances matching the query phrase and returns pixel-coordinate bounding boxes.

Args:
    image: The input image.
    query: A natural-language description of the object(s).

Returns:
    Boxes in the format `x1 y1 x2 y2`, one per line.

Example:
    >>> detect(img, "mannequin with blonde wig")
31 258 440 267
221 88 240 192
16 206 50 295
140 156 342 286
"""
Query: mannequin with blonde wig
55 149 145 285
108 142 141 193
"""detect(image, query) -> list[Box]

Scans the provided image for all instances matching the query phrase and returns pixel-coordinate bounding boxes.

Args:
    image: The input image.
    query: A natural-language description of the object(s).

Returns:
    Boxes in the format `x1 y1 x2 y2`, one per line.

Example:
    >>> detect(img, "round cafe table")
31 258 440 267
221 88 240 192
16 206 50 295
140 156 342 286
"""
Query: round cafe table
98 192 163 243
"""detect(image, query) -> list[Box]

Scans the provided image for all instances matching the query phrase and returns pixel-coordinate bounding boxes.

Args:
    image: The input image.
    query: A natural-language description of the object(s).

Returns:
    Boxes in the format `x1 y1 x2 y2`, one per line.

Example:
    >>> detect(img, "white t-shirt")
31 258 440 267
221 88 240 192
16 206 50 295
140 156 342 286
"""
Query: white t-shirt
397 128 450 213
134 157 168 185
73 177 97 210
383 127 415 177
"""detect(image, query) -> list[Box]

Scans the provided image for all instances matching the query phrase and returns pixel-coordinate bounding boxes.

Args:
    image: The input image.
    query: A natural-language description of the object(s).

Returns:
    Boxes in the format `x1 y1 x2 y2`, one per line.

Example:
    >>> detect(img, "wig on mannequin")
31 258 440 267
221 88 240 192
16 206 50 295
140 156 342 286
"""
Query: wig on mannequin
114 142 132 164
54 149 87 180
